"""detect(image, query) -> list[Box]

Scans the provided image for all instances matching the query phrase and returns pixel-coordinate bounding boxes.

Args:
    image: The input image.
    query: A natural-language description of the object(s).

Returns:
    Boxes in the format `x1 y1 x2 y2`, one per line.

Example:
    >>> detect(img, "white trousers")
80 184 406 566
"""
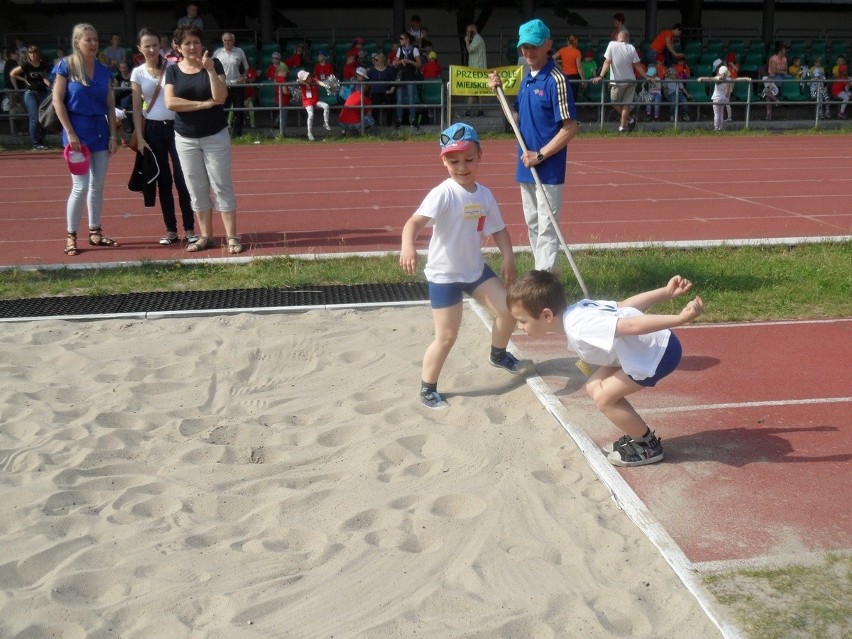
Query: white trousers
519 182 564 274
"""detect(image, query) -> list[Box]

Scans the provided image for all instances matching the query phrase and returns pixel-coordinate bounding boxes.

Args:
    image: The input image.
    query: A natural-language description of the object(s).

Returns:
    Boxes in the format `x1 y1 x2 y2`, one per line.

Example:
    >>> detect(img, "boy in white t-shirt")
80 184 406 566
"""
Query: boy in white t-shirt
507 270 703 467
400 123 520 409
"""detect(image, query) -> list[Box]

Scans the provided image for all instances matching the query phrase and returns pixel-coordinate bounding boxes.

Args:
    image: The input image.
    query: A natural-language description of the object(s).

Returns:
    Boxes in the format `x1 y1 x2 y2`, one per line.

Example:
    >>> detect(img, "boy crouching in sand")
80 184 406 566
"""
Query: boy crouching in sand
507 271 703 466
401 123 521 409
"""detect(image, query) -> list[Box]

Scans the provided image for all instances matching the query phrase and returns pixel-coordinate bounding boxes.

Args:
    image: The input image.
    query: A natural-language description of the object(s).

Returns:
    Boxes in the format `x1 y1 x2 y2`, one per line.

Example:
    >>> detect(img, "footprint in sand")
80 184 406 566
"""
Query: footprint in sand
343 506 441 554
375 434 449 483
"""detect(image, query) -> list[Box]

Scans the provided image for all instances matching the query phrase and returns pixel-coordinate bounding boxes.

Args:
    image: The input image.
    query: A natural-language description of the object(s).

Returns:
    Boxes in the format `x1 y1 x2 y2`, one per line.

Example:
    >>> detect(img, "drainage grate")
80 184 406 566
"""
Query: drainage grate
0 283 430 319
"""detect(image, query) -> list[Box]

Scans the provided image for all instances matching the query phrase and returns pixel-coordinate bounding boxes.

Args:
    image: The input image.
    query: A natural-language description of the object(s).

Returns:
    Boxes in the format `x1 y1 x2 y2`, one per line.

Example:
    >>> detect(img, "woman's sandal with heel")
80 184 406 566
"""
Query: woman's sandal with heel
64 232 78 256
186 236 214 252
88 226 120 247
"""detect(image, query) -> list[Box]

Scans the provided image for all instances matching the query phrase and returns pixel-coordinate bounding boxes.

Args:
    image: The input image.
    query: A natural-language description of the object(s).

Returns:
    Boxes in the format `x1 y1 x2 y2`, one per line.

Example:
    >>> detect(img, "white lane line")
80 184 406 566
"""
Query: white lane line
644 397 852 414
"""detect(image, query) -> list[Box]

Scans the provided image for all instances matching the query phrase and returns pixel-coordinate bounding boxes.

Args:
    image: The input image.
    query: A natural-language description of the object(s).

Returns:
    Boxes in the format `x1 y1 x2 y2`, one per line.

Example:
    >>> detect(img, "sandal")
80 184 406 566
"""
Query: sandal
88 226 120 247
186 236 214 252
159 232 180 245
227 235 243 255
64 232 78 256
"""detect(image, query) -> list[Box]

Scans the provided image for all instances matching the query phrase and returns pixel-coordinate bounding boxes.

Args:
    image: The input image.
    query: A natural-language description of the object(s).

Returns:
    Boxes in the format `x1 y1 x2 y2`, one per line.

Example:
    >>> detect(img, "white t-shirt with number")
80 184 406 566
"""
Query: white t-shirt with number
415 178 506 284
562 300 671 380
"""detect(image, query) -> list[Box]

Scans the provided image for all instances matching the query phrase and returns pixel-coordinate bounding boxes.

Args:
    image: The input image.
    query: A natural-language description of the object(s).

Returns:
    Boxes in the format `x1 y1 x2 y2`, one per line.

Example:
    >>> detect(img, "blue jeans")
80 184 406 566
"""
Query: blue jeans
395 81 417 124
144 119 195 233
24 90 48 147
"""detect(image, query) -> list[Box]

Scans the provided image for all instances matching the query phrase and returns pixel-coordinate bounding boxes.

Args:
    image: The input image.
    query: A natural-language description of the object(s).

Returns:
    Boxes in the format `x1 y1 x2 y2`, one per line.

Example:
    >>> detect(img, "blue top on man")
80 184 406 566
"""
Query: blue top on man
489 19 579 274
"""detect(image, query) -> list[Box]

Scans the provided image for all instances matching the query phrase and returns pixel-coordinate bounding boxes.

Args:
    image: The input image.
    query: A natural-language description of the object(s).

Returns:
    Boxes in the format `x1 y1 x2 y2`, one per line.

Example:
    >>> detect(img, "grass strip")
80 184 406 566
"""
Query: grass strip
1 243 850 322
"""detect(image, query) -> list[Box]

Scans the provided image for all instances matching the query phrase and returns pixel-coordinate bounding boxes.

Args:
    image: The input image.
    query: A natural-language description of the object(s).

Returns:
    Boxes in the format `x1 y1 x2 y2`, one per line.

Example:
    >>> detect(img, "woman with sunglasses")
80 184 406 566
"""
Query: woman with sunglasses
10 45 51 150
393 32 420 129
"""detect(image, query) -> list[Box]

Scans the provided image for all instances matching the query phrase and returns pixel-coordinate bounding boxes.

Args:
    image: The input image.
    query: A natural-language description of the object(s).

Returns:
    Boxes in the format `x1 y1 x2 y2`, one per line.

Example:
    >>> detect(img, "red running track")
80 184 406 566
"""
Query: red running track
0 134 850 267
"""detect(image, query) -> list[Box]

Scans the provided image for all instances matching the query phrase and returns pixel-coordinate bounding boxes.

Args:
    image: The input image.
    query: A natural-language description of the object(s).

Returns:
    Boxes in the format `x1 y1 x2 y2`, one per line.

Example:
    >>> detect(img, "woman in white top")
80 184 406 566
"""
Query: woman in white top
131 27 196 245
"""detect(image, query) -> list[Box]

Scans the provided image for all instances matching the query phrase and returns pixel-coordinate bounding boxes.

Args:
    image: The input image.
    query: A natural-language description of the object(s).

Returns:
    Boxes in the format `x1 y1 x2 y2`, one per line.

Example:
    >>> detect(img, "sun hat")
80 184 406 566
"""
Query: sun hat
718 65 729 76
517 19 551 47
297 69 310 81
439 122 479 156
355 66 368 78
712 58 723 72
271 51 281 58
647 66 657 77
64 144 90 175
428 51 438 60
584 50 594 58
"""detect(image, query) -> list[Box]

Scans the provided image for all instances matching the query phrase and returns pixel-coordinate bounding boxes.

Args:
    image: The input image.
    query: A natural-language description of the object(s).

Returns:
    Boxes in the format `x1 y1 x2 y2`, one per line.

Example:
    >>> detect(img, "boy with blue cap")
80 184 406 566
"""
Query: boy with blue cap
488 19 579 275
400 123 521 409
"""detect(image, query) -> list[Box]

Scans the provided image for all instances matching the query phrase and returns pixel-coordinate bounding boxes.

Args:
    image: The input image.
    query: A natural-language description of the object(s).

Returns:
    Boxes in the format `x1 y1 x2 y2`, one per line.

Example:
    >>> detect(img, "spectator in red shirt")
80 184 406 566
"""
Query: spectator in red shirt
284 44 309 70
650 23 682 66
341 53 358 81
421 51 441 79
313 51 334 82
339 66 374 134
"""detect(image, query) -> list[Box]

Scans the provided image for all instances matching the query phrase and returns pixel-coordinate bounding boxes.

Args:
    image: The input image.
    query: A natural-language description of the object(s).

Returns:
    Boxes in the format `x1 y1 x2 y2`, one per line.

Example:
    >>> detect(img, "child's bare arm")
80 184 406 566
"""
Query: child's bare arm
400 215 430 275
615 296 703 336
491 228 517 286
619 275 693 311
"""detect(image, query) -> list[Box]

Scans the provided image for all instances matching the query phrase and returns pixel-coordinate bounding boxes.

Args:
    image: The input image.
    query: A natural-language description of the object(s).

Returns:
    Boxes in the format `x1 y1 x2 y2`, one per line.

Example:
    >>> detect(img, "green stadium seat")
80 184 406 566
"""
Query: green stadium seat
727 39 745 54
684 40 703 55
732 79 753 101
779 79 808 101
686 80 712 102
507 39 519 63
809 41 827 59
746 41 766 56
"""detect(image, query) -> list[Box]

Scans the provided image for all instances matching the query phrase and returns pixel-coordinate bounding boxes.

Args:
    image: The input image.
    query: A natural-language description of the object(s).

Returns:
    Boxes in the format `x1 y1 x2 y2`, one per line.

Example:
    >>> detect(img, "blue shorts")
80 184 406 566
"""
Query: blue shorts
630 333 682 387
428 265 497 309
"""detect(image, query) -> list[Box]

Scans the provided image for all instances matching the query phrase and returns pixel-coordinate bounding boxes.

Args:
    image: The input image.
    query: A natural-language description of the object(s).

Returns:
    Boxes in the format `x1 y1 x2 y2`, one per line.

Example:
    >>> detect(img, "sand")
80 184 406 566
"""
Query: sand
0 307 722 638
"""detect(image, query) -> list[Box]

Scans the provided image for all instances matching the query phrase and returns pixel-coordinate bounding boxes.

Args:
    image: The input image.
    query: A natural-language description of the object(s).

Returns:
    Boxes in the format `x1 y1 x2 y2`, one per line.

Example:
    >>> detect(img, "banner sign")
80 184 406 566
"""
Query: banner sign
448 65 523 97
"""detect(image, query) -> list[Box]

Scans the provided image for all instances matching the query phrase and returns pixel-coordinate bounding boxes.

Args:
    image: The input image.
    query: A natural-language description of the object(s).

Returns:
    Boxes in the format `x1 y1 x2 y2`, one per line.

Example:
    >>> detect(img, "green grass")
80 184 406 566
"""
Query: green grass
1 243 850 323
703 553 852 639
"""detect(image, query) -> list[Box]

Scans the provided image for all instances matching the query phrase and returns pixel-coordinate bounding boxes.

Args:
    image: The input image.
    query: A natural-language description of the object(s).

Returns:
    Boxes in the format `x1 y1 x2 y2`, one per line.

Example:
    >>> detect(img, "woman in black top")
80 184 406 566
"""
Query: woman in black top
165 25 242 254
10 45 51 149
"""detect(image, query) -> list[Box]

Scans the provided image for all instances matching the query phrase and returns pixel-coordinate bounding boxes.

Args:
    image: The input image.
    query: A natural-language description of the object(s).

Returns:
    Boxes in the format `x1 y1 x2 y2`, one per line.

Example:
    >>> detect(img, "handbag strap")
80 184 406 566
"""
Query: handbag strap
144 67 166 115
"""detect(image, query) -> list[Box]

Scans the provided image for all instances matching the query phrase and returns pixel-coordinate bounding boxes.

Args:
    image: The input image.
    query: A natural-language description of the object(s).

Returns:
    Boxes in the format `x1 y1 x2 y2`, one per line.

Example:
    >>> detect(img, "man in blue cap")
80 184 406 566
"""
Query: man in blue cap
489 18 578 275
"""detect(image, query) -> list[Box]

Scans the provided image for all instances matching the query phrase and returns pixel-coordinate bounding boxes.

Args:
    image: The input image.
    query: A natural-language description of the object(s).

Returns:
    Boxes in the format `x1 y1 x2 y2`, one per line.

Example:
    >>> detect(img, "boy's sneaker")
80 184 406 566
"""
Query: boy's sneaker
489 351 521 374
420 390 448 409
600 433 633 454
607 432 664 467
323 123 331 130
628 118 636 132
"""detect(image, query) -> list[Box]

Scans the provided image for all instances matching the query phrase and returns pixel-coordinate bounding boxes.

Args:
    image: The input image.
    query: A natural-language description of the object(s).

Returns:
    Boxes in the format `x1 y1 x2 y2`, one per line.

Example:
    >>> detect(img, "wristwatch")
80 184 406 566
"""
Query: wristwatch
536 152 545 164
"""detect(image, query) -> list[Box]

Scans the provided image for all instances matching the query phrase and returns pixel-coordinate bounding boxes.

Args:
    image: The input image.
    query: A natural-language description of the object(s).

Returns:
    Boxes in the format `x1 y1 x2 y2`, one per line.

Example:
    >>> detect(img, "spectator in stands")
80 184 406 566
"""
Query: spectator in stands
761 76 780 120
131 26 196 246
788 55 803 78
419 36 434 63
698 64 748 131
809 57 831 119
161 34 179 62
243 65 258 128
53 22 121 257
831 55 847 79
663 67 691 121
339 66 374 134
422 51 441 79
53 47 66 67
165 24 241 254
177 1 204 29
347 38 369 68
101 33 127 70
830 64 850 119
408 15 424 46
650 23 682 66
113 60 134 142
555 35 584 90
393 32 421 129
313 50 334 82
10 45 52 149
610 13 627 41
464 24 487 117
673 53 691 79
767 43 788 83
643 66 662 121
285 44 309 70
579 50 597 99
213 32 249 137
295 69 331 140
367 51 396 126
266 53 290 129
341 53 358 80
722 52 740 121
593 29 649 132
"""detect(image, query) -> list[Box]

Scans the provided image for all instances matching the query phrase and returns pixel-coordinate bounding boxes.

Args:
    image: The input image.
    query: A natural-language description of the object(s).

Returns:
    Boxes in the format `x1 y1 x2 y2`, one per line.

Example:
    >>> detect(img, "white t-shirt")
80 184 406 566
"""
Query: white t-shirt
711 78 732 102
603 41 640 81
415 178 505 284
562 300 671 380
130 61 174 121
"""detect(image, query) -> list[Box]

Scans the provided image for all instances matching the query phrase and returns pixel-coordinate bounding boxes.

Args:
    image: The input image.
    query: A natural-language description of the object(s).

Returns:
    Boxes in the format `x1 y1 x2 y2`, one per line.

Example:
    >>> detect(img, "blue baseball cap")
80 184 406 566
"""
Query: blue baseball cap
518 19 551 47
440 122 480 155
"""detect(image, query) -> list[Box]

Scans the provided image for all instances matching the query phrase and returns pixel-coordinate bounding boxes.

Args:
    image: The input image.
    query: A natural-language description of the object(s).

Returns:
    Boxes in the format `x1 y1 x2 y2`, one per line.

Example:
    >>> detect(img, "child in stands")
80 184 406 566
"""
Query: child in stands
296 69 331 140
